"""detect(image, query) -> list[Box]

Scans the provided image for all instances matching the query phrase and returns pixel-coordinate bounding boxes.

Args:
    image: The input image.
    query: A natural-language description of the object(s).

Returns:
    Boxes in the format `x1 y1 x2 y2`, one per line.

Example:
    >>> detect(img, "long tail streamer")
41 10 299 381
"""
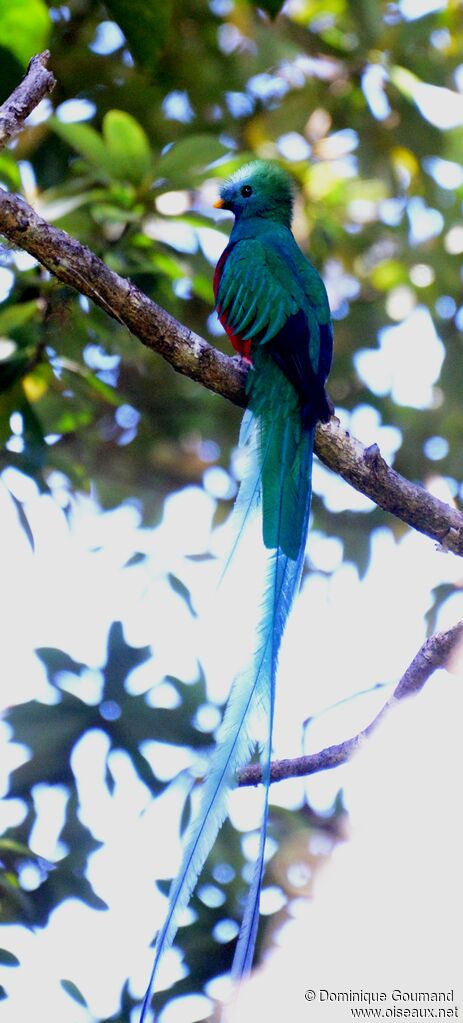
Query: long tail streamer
140 376 314 1021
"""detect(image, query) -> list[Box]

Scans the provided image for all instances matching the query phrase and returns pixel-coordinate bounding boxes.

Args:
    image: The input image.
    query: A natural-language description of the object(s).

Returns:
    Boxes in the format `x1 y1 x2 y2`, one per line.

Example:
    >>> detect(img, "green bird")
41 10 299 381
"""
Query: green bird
140 160 333 1020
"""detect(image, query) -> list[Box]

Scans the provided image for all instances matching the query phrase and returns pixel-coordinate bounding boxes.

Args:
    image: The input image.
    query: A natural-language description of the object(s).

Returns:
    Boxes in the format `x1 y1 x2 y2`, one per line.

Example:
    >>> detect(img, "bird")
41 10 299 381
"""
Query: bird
139 159 333 1020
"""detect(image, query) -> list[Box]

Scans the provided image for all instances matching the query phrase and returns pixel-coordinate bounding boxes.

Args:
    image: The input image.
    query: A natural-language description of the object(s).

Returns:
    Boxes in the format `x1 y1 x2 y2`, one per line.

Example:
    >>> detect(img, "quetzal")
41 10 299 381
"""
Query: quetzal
140 160 333 1020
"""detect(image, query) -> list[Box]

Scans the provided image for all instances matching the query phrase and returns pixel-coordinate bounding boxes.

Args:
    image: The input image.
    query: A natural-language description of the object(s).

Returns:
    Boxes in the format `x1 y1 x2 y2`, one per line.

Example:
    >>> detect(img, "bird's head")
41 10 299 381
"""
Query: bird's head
214 160 294 227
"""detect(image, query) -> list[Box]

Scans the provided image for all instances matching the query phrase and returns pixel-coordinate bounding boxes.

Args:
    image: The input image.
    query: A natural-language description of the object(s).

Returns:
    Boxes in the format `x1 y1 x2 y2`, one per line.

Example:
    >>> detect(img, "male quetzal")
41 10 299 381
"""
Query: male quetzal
140 160 333 1019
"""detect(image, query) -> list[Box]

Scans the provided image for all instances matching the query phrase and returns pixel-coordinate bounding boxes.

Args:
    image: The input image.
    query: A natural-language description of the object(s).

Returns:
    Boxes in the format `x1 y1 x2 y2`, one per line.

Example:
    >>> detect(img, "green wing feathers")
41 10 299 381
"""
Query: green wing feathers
216 227 331 557
216 238 298 342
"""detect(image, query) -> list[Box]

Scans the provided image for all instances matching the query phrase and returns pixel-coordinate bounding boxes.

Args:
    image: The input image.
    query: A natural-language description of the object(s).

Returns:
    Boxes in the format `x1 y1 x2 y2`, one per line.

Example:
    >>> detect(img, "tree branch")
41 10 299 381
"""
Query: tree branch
238 619 463 786
1 56 463 556
314 430 463 556
0 189 246 405
0 51 55 149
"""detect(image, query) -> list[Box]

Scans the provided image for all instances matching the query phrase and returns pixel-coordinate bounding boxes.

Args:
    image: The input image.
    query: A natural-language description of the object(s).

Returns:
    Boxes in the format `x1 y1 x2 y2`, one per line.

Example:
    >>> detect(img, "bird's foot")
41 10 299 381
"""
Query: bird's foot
325 392 335 417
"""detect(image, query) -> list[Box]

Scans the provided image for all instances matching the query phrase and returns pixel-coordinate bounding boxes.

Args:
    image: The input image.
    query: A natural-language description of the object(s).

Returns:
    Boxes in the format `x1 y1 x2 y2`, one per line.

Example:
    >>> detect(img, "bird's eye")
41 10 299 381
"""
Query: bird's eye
241 185 253 198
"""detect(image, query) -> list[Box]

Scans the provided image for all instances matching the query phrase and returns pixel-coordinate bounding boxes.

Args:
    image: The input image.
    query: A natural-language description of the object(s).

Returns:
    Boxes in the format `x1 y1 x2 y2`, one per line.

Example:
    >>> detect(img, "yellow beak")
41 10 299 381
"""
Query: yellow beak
213 198 226 208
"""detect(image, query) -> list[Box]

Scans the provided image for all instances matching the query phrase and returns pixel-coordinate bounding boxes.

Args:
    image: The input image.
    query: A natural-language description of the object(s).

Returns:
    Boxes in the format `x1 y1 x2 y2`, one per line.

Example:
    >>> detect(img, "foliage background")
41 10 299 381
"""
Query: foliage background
1 0 463 1020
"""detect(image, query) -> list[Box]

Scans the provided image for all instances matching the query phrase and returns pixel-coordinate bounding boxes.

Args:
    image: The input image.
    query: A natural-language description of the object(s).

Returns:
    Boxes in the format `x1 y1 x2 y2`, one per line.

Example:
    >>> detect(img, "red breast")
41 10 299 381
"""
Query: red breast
214 245 252 359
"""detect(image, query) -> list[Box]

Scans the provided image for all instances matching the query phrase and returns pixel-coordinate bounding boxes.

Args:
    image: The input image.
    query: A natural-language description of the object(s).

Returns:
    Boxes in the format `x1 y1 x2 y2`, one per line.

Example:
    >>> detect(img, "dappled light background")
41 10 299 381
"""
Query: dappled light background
1 0 463 1021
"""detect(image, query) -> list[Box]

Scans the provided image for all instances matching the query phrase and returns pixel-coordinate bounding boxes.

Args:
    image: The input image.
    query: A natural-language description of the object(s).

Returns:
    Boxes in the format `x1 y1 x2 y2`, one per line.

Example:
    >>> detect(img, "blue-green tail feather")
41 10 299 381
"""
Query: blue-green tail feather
231 403 314 980
140 357 314 1021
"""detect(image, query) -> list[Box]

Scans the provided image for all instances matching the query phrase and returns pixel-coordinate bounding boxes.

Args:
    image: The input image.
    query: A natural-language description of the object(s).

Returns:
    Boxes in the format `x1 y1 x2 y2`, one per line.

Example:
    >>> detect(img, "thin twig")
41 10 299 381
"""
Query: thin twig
238 619 463 786
0 51 55 149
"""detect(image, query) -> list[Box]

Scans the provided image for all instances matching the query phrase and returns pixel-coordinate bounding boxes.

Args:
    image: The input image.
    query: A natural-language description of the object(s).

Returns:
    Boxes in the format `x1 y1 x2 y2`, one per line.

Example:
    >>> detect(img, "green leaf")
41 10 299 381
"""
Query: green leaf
0 950 20 967
390 65 420 101
10 492 35 551
370 260 407 291
105 0 172 66
149 250 185 281
7 624 212 799
36 647 86 679
0 301 39 334
58 357 123 407
348 0 381 44
0 838 39 858
443 126 463 166
103 110 153 185
168 573 197 618
7 692 92 794
50 119 112 179
157 136 229 186
37 192 102 222
0 0 50 66
49 407 93 434
51 113 152 186
60 979 88 1007
192 274 214 304
90 203 140 224
0 152 21 191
